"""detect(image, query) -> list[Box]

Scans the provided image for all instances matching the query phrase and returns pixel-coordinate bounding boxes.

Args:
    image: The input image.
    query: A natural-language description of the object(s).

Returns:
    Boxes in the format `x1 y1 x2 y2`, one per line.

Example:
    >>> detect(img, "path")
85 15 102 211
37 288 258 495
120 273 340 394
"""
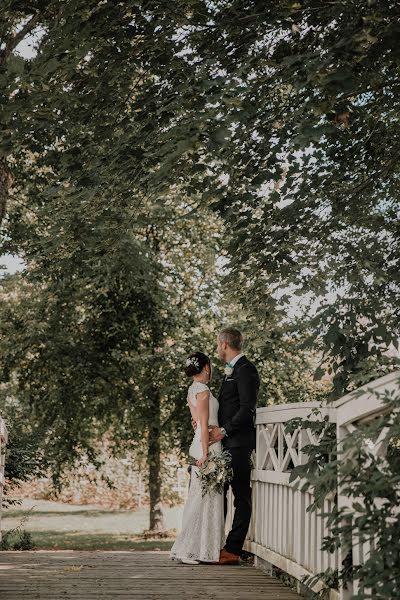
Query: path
0 550 302 599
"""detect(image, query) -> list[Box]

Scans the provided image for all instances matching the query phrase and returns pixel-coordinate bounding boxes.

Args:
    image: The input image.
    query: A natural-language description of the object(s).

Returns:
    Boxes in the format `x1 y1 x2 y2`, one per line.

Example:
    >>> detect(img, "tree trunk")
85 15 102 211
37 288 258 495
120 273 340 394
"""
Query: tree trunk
147 386 165 531
0 159 13 225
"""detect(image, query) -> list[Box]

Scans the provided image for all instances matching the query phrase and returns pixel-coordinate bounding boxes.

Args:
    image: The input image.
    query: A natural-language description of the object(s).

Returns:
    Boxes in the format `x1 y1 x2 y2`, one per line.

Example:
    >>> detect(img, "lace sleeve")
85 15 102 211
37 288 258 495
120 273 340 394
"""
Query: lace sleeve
189 382 209 406
194 382 209 394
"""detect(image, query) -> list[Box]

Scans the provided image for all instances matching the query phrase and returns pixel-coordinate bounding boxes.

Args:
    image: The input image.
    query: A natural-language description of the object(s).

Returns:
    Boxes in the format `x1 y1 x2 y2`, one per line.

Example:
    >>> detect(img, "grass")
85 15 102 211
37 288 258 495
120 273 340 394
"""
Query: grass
7 509 128 519
29 531 175 551
1 498 181 551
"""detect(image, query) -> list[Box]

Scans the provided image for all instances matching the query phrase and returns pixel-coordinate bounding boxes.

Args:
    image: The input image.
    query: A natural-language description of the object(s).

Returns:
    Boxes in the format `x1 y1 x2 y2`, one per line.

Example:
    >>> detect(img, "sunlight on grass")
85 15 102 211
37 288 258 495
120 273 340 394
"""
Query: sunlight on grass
31 531 175 551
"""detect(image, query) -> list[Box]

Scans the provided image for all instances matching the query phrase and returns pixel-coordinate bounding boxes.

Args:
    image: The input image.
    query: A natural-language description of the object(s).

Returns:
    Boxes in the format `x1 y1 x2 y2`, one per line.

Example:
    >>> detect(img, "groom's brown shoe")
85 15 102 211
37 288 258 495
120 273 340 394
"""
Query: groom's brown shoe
215 548 240 565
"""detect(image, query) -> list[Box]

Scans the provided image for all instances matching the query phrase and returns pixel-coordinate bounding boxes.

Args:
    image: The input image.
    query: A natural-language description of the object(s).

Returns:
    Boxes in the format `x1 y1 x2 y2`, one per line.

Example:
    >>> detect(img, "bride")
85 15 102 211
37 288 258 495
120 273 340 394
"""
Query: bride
170 351 225 564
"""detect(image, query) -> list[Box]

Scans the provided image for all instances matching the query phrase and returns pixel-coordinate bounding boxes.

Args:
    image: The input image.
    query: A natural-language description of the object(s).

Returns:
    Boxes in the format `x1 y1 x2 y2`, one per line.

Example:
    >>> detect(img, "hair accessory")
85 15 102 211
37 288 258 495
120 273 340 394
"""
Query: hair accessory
186 356 200 370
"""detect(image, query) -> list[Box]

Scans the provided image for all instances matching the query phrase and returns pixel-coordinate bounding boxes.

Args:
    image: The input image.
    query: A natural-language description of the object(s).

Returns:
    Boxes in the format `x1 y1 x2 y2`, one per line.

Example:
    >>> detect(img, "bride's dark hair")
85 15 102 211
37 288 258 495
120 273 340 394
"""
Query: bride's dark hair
184 351 211 377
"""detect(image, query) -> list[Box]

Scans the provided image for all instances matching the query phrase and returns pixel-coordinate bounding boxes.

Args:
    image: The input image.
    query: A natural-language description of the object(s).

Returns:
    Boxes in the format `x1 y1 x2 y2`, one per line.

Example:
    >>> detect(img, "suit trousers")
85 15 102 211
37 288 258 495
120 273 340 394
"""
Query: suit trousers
223 446 253 556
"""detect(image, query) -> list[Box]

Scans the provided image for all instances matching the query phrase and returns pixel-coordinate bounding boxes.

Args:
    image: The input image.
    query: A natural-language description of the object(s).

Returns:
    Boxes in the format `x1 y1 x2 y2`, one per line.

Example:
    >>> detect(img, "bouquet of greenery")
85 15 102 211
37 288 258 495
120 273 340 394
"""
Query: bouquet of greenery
188 449 233 497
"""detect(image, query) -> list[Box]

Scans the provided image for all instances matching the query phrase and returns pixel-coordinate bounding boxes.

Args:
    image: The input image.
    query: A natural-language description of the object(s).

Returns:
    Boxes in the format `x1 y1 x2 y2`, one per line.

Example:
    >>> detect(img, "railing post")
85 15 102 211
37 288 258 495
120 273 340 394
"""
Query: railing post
336 422 353 600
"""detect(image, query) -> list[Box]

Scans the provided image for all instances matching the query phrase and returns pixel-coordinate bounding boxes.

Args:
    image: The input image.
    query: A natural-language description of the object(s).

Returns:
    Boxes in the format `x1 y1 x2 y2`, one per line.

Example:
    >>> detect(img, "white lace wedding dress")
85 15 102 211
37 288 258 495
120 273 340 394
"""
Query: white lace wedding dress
170 381 225 563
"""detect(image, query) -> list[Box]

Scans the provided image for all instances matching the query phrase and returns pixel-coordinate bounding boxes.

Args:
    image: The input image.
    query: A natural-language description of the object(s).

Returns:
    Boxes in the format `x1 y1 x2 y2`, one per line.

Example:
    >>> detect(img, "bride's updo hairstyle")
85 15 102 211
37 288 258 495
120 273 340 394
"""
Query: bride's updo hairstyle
185 352 211 377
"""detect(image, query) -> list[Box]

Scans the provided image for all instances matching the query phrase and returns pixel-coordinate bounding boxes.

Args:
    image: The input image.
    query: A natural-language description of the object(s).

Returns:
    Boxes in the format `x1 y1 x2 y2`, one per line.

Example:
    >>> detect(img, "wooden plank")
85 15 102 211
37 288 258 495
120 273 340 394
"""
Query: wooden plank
304 494 310 572
287 486 293 559
0 551 303 599
278 484 283 556
267 482 273 550
260 481 265 548
282 485 287 558
272 484 277 551
247 542 340 600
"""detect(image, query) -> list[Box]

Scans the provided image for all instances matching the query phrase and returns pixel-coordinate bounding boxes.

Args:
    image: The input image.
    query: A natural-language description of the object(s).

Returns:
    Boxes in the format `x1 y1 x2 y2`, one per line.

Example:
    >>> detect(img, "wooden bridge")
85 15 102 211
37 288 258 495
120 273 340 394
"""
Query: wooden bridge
0 550 300 599
0 371 398 599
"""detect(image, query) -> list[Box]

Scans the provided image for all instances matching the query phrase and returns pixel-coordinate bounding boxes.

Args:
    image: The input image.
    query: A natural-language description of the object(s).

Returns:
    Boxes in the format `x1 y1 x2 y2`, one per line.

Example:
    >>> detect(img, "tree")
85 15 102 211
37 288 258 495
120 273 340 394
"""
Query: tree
174 0 400 397
1 1 228 529
0 186 223 529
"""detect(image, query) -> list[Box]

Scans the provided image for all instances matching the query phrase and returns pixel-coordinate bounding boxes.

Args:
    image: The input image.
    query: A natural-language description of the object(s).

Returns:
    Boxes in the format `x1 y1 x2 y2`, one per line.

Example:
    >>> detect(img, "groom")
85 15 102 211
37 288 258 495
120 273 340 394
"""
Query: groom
208 327 260 565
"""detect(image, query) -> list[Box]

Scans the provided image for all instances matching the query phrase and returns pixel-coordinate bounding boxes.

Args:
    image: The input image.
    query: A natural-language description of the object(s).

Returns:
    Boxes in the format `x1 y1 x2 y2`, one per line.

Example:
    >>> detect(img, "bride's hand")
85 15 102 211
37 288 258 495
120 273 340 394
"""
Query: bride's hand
195 454 208 467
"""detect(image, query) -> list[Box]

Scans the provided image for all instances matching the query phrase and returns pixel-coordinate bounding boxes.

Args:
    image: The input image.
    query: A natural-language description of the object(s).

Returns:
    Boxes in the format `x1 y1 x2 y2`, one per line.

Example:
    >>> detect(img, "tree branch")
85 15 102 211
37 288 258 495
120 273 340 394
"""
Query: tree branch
0 13 41 65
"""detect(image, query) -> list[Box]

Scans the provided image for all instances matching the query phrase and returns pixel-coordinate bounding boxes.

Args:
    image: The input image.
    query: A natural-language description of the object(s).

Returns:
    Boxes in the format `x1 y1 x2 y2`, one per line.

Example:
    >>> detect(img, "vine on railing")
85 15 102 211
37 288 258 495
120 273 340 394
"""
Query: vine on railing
337 390 400 599
286 410 339 598
286 409 337 512
286 390 400 599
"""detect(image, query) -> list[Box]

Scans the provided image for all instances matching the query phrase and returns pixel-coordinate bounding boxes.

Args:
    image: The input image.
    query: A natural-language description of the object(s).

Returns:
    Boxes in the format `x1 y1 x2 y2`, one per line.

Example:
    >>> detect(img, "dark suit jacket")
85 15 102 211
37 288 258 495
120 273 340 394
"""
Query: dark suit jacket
218 355 260 450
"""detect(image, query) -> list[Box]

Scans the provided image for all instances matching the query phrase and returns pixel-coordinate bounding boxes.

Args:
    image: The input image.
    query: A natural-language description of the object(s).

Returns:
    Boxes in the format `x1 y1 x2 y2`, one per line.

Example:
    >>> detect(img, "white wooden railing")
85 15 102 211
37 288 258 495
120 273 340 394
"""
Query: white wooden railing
0 416 8 543
226 371 400 599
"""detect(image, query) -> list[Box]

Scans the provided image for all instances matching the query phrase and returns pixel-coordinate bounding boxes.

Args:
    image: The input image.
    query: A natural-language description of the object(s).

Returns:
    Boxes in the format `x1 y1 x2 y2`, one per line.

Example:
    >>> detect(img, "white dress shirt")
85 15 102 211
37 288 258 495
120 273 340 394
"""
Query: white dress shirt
229 353 244 367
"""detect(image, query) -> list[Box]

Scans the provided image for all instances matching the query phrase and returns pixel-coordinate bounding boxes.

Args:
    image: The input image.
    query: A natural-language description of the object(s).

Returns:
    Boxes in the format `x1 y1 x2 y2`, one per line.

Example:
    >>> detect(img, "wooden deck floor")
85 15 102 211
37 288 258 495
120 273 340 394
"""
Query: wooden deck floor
0 550 302 599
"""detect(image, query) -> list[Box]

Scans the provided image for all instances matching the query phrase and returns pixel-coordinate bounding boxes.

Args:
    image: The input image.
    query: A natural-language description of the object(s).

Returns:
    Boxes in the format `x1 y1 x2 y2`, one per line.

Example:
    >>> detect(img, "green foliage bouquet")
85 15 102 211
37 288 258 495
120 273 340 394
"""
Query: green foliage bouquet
188 450 233 497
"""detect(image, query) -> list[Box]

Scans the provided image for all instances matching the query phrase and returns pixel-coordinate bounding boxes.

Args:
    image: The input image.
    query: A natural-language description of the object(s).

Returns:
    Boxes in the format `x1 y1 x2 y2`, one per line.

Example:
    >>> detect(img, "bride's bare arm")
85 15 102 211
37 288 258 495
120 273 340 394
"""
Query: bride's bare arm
196 390 210 466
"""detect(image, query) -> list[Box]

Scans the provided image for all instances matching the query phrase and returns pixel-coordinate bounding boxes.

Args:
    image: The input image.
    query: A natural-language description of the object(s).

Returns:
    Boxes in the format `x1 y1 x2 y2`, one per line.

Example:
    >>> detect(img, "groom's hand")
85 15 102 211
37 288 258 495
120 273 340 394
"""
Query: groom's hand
192 418 197 431
208 425 225 444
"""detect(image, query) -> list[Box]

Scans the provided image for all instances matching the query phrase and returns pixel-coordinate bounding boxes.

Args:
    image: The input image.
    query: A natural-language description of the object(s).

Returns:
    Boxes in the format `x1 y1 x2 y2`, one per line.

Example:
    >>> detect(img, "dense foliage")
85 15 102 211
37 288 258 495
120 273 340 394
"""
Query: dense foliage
190 0 400 398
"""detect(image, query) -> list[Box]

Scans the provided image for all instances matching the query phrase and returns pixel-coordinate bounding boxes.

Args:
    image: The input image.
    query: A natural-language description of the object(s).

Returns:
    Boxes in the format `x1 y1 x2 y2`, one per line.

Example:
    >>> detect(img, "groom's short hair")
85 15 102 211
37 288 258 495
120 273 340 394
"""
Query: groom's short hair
219 327 243 351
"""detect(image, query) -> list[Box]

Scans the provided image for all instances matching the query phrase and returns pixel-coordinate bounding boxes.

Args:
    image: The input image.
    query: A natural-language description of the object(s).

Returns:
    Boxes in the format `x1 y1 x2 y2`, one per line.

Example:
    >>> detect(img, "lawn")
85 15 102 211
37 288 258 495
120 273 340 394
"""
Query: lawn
1 499 183 551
